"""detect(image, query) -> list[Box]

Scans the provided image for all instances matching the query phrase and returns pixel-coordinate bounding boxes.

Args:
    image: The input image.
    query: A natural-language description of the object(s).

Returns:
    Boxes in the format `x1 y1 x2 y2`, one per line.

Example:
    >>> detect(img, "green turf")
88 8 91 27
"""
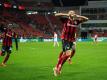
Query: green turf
0 42 107 80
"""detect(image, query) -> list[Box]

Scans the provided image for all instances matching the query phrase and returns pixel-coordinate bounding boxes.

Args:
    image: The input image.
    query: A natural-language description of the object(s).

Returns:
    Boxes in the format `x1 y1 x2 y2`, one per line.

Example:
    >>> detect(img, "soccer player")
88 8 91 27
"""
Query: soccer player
53 10 89 76
93 34 98 44
13 32 18 50
0 27 13 67
53 32 59 47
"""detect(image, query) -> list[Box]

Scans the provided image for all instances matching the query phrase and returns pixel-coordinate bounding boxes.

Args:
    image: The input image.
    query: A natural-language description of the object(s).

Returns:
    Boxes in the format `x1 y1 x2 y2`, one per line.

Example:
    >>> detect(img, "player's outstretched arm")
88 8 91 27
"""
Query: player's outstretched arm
6 34 12 37
76 15 89 23
55 13 69 17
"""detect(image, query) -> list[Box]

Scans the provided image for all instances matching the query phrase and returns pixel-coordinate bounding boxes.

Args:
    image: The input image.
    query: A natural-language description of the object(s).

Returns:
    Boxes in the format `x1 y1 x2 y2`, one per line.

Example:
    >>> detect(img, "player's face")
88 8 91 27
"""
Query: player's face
68 11 75 17
68 11 76 20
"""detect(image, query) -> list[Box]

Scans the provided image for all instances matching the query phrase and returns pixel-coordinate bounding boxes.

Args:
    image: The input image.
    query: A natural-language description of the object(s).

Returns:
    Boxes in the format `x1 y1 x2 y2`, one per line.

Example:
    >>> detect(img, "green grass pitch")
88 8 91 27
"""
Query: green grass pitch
0 42 107 80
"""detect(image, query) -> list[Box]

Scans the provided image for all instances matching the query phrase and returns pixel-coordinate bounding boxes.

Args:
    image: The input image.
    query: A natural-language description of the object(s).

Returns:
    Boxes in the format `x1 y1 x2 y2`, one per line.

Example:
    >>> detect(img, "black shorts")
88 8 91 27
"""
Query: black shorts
62 39 74 52
1 46 12 56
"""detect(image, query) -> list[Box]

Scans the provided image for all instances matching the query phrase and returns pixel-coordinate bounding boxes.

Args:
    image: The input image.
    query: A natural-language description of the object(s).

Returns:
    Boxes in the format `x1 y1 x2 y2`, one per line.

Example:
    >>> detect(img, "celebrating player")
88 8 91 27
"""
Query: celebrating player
53 10 89 76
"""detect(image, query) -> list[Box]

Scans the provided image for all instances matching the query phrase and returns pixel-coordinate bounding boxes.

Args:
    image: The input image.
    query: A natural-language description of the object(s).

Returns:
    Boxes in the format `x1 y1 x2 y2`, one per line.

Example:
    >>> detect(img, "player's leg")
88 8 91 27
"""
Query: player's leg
0 51 3 56
57 39 65 61
0 46 6 56
0 51 5 56
95 38 97 43
53 40 65 76
58 51 63 61
15 38 18 50
68 50 75 64
2 46 11 66
0 48 6 66
57 41 59 46
54 51 71 76
53 40 71 76
58 40 65 59
68 42 76 64
54 51 63 76
55 42 56 47
53 53 64 76
93 38 97 44
57 50 71 72
2 53 10 66
54 41 56 47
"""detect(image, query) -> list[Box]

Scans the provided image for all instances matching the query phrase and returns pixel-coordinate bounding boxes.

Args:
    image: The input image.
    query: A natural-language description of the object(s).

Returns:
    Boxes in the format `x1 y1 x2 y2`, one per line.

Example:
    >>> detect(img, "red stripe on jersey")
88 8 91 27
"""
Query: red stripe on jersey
2 31 12 46
61 18 80 42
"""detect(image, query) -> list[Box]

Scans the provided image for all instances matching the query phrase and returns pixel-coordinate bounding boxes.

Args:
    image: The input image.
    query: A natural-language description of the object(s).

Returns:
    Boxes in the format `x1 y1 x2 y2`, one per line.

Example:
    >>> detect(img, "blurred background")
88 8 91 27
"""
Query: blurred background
0 0 107 42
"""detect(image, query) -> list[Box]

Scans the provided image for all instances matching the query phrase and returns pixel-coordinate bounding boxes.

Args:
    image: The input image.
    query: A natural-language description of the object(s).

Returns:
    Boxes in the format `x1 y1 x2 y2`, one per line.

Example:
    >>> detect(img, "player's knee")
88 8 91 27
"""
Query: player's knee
66 50 71 56
1 51 5 56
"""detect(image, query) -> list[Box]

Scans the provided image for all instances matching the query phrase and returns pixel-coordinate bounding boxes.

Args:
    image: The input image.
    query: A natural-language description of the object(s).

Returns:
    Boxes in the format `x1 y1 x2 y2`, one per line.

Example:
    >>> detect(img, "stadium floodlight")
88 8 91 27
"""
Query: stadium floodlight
48 12 51 14
32 11 38 14
27 12 32 15
35 11 38 14
8 24 12 25
53 11 57 14
13 5 17 8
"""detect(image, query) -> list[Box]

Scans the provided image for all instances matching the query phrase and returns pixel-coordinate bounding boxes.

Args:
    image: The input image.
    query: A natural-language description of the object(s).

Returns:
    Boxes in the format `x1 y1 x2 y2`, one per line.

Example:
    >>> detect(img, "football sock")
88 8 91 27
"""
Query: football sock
58 51 63 59
56 54 70 71
3 54 10 64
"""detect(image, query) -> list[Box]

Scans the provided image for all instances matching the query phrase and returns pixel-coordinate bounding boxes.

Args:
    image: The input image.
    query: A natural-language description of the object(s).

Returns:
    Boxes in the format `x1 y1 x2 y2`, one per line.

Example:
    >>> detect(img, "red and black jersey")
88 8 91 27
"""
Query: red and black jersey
60 17 81 42
2 30 13 46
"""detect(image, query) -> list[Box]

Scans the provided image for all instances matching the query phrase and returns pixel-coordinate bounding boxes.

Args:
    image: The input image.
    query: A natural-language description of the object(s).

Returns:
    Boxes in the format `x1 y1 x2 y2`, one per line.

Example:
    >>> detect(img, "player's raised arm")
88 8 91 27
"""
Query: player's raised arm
76 15 89 23
55 13 69 17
